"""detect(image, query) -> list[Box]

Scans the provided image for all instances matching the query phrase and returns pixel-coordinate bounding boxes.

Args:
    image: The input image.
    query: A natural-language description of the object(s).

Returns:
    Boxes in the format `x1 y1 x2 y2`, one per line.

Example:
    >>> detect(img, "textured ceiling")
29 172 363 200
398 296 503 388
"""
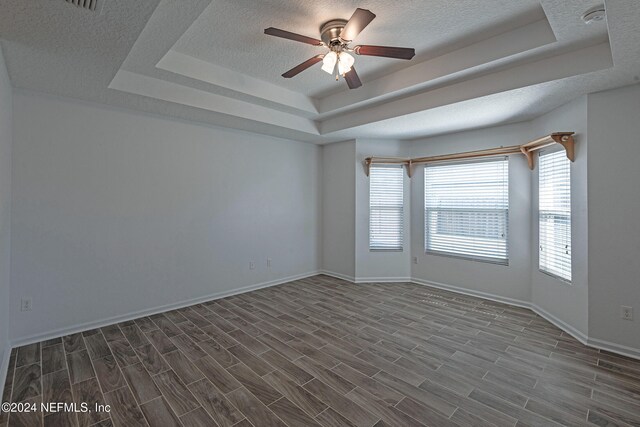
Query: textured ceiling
0 0 639 143
173 0 545 97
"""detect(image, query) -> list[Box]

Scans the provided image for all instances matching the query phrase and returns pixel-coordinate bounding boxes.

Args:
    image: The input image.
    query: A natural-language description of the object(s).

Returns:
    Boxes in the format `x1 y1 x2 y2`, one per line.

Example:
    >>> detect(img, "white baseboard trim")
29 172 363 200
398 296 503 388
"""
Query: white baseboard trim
586 337 640 361
319 271 411 284
318 270 356 282
355 277 412 284
530 304 589 345
8 272 640 362
412 278 640 360
530 305 640 360
0 344 11 397
410 277 532 309
336 274 640 361
11 271 320 348
412 278 640 361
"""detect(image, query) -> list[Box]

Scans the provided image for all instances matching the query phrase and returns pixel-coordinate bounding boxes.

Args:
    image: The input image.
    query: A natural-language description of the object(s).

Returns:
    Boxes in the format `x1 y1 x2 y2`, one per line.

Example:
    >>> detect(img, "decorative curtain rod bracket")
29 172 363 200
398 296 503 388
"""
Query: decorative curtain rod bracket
552 133 575 163
364 157 371 177
520 146 534 170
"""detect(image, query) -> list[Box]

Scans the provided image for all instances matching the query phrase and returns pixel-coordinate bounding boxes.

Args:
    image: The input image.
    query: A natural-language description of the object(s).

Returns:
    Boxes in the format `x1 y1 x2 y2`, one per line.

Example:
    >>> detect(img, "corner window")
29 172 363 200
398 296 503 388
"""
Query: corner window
539 150 571 282
369 166 404 251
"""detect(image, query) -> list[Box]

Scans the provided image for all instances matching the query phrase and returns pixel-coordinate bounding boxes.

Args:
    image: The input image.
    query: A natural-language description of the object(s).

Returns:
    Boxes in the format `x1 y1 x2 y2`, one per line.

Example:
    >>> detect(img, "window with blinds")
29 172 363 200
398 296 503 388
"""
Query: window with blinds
539 150 571 282
425 158 509 263
369 166 404 251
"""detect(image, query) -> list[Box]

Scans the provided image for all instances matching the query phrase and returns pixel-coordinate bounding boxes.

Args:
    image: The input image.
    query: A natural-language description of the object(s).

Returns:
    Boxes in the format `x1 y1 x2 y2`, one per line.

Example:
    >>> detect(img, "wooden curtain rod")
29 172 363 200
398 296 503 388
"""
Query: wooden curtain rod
364 132 575 177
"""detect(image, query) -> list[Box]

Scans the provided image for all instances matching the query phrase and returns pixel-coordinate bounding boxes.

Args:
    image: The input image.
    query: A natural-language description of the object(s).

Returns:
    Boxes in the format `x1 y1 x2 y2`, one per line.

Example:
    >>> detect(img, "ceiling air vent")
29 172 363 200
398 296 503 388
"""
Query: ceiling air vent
65 0 103 12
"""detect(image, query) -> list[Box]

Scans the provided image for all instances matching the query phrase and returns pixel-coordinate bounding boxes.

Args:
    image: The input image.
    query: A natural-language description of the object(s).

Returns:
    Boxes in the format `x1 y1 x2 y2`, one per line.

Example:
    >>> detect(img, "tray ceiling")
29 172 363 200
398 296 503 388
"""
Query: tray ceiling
1 0 638 143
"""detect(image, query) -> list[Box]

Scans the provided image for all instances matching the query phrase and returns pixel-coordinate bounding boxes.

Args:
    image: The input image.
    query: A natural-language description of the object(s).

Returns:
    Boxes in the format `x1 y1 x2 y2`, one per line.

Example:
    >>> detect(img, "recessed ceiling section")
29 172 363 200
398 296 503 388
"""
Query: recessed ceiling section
158 11 560 118
155 15 559 119
170 0 548 97
104 0 621 141
0 0 612 142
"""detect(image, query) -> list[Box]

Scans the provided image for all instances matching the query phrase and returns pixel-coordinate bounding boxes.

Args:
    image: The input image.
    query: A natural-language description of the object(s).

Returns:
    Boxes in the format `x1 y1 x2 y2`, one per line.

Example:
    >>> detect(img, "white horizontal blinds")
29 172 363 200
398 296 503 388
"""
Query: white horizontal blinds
425 158 509 263
369 166 404 251
539 150 572 281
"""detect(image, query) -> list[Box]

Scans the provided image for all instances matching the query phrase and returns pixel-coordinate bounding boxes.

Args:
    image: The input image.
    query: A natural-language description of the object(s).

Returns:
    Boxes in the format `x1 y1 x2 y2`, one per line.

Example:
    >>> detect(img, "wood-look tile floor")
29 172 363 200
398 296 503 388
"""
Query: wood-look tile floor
2 275 640 427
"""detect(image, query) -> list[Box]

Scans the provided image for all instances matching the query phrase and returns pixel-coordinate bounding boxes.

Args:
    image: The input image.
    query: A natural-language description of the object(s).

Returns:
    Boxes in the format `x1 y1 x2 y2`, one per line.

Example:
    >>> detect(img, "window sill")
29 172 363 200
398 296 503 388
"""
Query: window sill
425 250 509 266
538 268 572 285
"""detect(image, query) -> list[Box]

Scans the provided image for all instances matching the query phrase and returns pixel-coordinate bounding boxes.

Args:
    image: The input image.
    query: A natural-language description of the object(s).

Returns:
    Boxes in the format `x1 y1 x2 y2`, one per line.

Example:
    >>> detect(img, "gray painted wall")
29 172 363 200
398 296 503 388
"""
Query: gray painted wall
10 91 321 342
587 85 640 351
0 46 12 377
321 140 356 279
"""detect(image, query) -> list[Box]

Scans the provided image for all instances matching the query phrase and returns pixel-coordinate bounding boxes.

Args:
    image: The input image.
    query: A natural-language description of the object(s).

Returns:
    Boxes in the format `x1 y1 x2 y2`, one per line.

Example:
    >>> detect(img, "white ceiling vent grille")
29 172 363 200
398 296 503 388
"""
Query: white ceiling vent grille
65 0 103 13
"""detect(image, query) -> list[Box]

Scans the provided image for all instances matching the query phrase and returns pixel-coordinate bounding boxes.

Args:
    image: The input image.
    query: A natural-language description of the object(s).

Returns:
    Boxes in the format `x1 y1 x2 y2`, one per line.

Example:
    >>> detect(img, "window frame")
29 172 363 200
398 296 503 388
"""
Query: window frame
424 157 510 265
538 148 572 283
369 165 405 252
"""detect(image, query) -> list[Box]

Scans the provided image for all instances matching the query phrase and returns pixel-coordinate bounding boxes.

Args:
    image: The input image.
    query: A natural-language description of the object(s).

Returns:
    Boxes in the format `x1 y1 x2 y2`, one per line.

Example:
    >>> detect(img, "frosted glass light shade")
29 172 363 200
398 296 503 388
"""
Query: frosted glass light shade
338 52 355 75
321 51 337 74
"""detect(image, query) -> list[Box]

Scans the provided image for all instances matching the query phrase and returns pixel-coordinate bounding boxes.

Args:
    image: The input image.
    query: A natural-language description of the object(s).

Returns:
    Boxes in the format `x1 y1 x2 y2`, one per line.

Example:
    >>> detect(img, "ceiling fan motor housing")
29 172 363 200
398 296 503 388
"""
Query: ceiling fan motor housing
320 19 349 46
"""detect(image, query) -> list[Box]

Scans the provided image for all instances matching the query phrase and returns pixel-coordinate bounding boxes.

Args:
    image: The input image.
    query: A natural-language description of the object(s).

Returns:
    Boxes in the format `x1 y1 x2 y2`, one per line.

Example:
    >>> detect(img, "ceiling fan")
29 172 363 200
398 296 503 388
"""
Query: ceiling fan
264 8 416 89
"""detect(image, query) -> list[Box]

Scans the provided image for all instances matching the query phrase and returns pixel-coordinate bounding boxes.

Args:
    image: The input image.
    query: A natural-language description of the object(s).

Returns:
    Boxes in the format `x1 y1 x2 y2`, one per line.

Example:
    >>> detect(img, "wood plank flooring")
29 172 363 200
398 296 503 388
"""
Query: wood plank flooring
2 275 640 427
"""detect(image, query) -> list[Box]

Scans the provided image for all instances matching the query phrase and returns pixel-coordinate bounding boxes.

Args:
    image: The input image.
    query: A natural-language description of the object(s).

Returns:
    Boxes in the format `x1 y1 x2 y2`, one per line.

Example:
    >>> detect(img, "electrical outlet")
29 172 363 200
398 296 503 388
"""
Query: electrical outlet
249 261 255 270
412 257 418 265
621 306 633 321
267 258 272 268
21 298 33 312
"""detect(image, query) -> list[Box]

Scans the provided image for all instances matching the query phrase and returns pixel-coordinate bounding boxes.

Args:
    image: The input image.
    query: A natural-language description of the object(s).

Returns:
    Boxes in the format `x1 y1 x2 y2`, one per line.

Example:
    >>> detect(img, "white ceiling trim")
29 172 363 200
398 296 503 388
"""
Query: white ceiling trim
109 70 319 135
157 50 319 115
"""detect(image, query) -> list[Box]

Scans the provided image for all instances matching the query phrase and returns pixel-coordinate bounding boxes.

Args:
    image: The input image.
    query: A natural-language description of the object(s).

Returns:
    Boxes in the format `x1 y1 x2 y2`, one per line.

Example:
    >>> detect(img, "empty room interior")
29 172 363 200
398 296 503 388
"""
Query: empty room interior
1 0 640 426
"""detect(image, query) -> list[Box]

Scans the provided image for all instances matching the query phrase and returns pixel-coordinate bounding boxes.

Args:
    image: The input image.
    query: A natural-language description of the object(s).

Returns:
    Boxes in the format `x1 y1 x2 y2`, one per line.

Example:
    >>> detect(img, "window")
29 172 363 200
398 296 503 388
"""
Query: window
369 166 404 251
539 150 571 282
425 158 509 263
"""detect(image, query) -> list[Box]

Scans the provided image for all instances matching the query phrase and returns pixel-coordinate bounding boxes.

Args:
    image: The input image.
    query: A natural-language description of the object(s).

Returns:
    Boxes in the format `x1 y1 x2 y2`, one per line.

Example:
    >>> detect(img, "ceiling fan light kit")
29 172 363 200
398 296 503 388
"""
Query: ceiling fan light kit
322 51 337 74
338 52 355 75
264 8 416 89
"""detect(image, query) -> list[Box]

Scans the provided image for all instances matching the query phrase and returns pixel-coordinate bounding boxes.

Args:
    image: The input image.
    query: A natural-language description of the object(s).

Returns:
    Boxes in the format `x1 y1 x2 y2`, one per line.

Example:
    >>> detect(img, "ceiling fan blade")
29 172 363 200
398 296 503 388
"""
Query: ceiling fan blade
340 8 376 42
264 27 323 46
344 67 362 89
354 45 415 60
282 55 325 78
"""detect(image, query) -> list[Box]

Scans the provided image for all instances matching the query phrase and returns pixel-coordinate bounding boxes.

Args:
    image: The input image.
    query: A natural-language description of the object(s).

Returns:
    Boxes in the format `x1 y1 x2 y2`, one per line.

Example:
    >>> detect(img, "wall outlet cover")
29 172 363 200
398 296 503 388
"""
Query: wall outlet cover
21 298 33 312
621 306 633 321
